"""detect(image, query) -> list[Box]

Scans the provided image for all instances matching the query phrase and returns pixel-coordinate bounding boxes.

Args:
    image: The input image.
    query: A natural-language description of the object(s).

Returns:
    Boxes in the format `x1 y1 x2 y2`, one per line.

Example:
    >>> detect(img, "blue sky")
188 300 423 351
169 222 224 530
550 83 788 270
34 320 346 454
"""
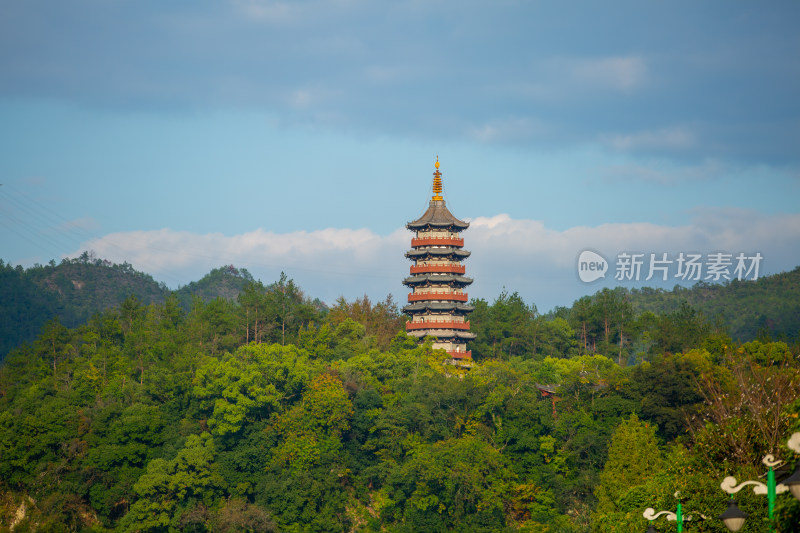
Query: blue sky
1 1 799 311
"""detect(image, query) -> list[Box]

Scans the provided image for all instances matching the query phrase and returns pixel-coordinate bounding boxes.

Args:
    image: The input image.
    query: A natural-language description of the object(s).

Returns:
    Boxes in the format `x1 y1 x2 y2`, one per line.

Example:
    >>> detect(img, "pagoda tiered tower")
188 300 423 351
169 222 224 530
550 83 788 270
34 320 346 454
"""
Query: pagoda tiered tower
403 159 475 360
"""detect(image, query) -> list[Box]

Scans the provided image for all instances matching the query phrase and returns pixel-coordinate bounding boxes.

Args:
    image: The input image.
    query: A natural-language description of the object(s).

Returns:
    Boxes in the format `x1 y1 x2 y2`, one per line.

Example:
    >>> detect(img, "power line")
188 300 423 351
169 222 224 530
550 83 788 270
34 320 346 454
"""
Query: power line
0 182 407 288
0 184 184 286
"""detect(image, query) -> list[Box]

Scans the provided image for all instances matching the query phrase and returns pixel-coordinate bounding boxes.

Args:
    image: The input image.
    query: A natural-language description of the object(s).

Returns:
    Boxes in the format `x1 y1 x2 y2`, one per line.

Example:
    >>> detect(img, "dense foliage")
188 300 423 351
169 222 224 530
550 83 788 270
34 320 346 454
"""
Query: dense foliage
0 255 167 359
1 267 799 532
172 266 258 311
0 258 267 361
622 266 800 342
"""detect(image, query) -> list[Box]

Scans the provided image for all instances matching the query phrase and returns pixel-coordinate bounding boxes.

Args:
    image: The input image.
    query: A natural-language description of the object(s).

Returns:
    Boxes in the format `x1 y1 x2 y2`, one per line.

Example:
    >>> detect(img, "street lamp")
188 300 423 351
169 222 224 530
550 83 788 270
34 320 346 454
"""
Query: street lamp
718 431 800 531
783 465 800 501
782 433 800 501
643 492 703 532
717 498 747 532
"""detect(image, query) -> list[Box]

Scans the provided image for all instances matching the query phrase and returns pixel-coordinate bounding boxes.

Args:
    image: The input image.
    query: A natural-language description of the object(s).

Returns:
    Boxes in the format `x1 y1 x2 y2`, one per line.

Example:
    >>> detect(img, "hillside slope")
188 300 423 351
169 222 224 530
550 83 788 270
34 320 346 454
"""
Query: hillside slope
0 257 168 358
173 265 255 309
625 266 800 341
0 258 264 359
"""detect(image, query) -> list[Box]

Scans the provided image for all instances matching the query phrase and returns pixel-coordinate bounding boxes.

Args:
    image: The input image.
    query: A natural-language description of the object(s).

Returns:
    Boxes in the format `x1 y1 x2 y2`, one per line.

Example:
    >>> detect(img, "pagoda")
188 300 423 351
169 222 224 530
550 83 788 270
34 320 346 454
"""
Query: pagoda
403 158 475 360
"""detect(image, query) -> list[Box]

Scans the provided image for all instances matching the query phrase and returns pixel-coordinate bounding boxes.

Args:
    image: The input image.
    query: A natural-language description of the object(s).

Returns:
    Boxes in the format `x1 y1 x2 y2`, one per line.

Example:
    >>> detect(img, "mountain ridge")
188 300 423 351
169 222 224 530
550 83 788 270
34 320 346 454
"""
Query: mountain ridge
2 255 798 359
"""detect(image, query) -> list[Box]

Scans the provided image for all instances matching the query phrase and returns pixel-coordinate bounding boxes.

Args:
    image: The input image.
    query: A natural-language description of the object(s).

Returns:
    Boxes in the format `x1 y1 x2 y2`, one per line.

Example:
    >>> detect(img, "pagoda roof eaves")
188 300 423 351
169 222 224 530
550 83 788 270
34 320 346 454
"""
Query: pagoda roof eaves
402 302 475 314
405 248 471 259
402 274 474 286
407 200 469 230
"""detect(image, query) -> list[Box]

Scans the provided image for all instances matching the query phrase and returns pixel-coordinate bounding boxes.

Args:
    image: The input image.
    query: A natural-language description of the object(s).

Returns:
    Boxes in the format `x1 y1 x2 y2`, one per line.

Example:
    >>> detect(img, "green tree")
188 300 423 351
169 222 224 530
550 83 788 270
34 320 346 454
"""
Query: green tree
193 343 316 437
629 350 710 440
652 302 711 355
120 433 224 532
383 435 515 532
237 281 269 344
469 291 539 360
538 317 579 358
593 414 664 530
266 272 310 346
35 317 71 389
269 373 353 471
327 294 405 350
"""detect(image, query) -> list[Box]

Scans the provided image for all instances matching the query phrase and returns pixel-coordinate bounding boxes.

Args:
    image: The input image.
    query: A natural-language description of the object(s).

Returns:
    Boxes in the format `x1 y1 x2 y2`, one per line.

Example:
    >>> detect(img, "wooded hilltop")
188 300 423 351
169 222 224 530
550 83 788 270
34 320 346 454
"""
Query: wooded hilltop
0 256 799 532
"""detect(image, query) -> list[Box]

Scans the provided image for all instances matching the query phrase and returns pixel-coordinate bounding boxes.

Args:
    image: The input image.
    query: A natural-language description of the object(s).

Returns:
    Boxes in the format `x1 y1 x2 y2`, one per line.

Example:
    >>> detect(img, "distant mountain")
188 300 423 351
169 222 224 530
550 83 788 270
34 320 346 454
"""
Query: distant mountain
624 266 800 341
173 265 255 309
0 257 256 360
0 256 168 358
3 253 798 361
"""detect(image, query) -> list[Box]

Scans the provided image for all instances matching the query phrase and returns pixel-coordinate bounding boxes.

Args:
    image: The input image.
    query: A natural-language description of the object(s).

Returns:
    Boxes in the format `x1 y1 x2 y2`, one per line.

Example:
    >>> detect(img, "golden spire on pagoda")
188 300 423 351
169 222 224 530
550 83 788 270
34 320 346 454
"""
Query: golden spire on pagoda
432 156 443 201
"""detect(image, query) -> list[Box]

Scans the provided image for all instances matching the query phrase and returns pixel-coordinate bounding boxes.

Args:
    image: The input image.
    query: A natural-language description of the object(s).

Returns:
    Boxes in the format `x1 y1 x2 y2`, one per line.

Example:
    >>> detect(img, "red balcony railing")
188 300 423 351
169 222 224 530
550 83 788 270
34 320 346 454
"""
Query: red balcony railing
408 292 469 302
406 321 471 331
411 236 464 247
447 350 472 360
410 264 466 274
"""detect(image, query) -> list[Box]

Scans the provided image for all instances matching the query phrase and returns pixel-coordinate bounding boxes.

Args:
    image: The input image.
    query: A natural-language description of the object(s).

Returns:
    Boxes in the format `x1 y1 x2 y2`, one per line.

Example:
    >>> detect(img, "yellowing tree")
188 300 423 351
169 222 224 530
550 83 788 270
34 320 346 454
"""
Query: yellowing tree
270 373 353 471
593 414 664 531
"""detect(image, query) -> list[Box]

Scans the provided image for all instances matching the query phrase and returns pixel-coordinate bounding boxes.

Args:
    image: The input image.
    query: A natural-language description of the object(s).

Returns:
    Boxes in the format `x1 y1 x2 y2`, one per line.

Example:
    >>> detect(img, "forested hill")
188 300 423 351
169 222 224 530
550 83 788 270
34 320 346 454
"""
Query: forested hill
172 264 258 309
3 255 799 360
0 271 798 531
623 266 800 341
0 256 166 359
0 257 256 360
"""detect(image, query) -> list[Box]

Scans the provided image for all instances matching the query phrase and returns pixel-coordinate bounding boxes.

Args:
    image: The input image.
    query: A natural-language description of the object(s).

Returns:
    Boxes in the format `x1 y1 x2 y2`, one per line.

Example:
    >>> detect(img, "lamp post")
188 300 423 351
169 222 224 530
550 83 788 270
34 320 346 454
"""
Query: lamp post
718 432 800 531
643 492 703 532
782 433 800 501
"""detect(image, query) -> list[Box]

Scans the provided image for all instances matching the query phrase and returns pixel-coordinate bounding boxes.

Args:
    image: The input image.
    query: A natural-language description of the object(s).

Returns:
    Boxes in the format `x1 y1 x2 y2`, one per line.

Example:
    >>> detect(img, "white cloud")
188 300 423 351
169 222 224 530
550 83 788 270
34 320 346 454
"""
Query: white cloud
69 211 800 310
364 64 424 85
22 176 47 186
508 55 649 105
601 127 696 152
599 158 725 185
288 89 316 109
467 117 550 143
2 3 796 166
568 55 647 93
232 0 297 23
231 0 364 24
